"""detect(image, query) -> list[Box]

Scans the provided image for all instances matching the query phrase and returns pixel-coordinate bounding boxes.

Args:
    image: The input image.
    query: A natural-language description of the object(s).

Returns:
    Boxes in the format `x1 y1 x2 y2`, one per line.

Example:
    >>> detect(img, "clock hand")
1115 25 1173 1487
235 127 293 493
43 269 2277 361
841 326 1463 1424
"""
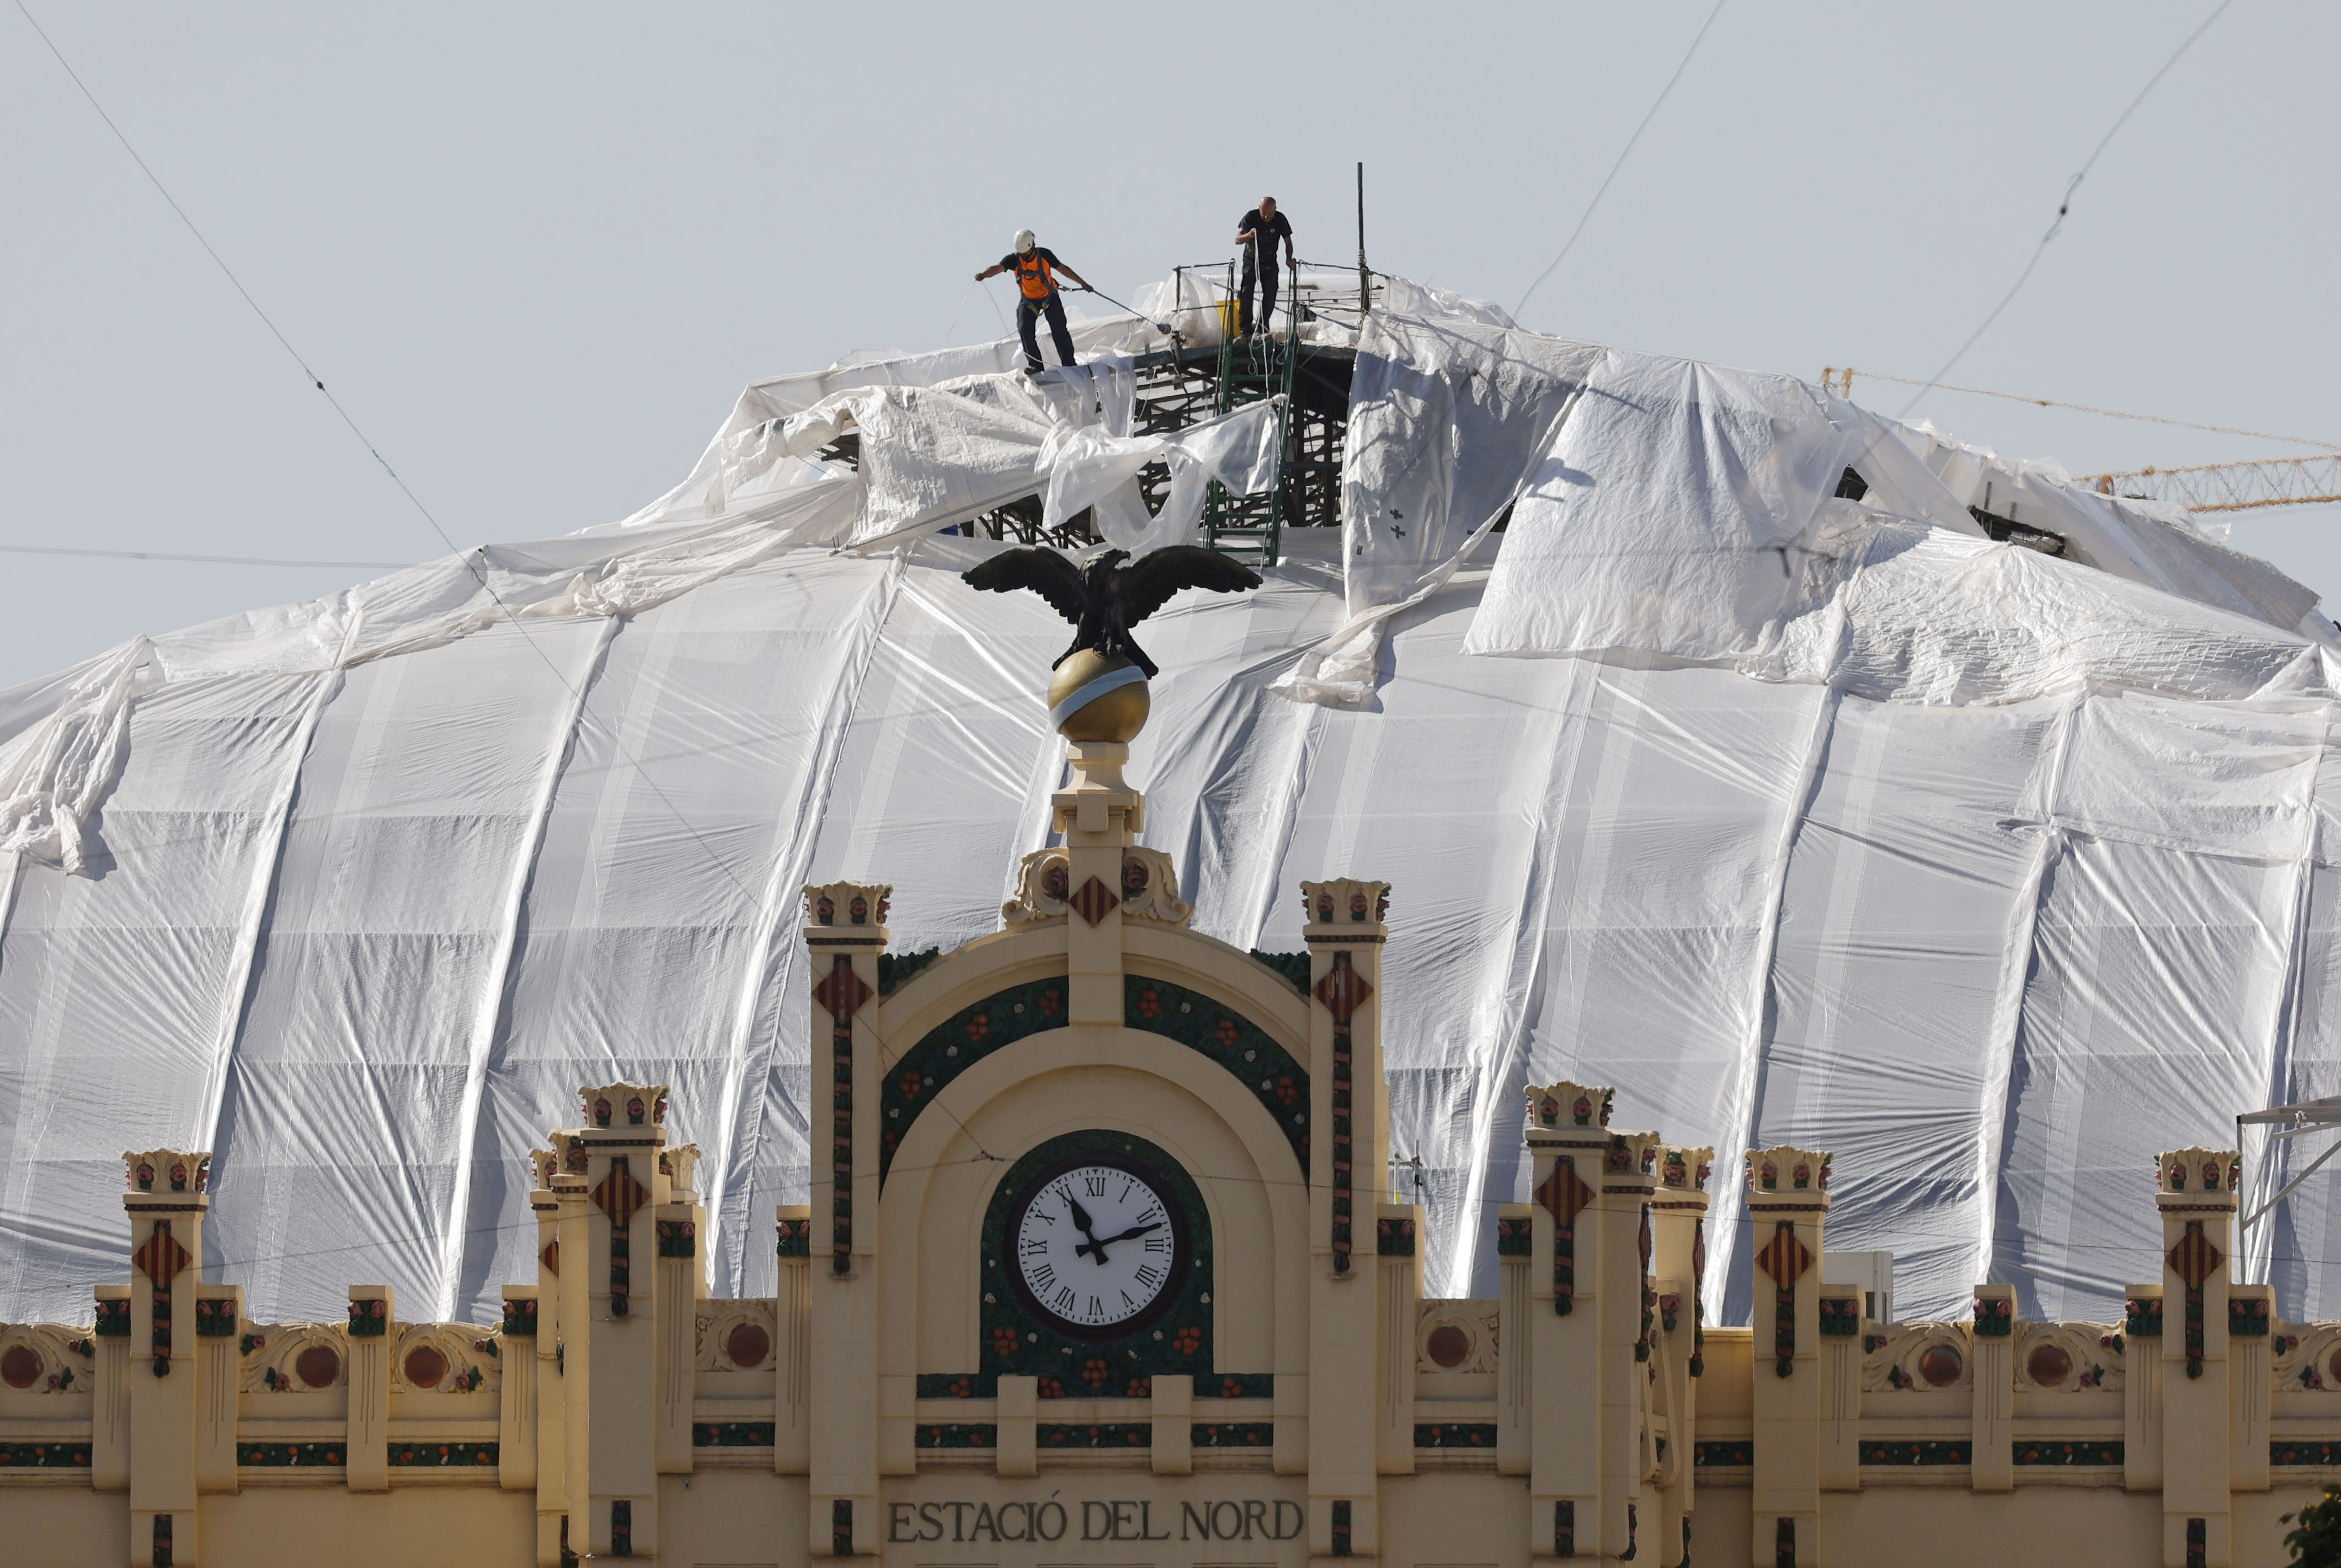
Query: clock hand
1076 1220 1162 1265
1065 1196 1107 1261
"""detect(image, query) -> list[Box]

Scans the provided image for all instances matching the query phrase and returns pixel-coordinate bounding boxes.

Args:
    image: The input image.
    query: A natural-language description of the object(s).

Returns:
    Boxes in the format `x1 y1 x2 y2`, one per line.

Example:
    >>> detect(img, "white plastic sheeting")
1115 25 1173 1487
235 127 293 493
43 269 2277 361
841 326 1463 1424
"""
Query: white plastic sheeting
8 285 2341 1337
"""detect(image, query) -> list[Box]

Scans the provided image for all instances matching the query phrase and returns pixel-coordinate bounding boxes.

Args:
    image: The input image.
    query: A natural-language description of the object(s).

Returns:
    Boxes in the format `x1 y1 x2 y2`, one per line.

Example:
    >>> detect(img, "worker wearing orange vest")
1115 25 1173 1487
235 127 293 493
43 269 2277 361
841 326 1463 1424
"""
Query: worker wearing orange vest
975 230 1093 374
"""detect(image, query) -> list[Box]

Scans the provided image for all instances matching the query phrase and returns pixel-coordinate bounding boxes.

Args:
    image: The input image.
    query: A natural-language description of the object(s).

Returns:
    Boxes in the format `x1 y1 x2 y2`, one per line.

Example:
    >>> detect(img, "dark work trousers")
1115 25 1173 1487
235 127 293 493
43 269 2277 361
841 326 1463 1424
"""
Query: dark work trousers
1239 248 1281 337
1016 291 1078 371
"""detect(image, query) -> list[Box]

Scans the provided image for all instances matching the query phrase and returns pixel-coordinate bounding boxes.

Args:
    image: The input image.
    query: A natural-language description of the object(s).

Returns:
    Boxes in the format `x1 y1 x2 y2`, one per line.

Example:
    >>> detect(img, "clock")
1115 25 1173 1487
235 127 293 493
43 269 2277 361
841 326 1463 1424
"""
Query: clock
1006 1154 1188 1338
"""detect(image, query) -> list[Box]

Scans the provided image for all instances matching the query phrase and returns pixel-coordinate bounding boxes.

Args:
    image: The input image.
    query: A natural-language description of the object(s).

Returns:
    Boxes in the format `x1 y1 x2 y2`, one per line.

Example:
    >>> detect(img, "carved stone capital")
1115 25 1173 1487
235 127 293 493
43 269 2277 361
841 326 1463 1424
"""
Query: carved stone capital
1662 1144 1715 1193
2155 1146 2241 1208
1300 878 1390 929
1746 1145 1832 1197
802 881 892 930
660 1142 703 1199
578 1083 670 1134
122 1148 210 1197
1526 1082 1614 1131
1603 1129 1663 1186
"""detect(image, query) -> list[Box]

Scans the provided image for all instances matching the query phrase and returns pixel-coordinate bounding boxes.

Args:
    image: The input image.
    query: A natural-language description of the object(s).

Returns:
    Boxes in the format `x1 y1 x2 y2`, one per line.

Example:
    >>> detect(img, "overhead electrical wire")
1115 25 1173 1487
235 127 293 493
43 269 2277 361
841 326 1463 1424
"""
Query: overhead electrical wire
1897 0 2237 419
1514 0 1729 319
12 1 765 911
10 1 916 1281
0 542 412 569
12 0 458 558
1830 369 2341 453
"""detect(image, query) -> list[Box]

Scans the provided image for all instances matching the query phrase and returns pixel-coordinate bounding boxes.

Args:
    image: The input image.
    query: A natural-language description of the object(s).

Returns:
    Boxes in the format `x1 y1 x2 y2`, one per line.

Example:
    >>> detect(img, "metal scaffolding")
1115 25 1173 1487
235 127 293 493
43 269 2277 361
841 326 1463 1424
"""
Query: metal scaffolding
814 277 1359 562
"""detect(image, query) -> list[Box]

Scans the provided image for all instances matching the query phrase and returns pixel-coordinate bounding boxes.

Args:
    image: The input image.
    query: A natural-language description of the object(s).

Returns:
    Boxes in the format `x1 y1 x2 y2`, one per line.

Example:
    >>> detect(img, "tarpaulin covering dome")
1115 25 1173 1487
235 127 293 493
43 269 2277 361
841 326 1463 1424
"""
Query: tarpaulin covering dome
7 278 2341 1332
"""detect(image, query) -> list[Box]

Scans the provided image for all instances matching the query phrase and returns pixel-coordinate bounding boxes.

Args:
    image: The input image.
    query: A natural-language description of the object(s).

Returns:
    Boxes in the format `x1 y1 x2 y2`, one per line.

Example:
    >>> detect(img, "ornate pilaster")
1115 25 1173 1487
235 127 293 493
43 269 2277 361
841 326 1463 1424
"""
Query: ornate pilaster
498 1284 538 1494
1523 1082 1611 1561
1375 1205 1423 1477
575 1080 670 1560
1818 1279 1861 1494
93 1283 131 1492
530 1144 571 1566
1304 877 1390 1566
1052 746 1142 1024
1971 1284 2014 1493
775 1204 813 1475
654 1144 698 1475
193 1283 239 1494
1746 1146 1830 1567
804 884 888 1556
554 1161 589 1568
2124 1281 2165 1494
1650 1146 1711 1566
346 1286 392 1494
2157 1146 2240 1568
123 1148 210 1567
1596 1129 1661 1564
1496 1203 1534 1479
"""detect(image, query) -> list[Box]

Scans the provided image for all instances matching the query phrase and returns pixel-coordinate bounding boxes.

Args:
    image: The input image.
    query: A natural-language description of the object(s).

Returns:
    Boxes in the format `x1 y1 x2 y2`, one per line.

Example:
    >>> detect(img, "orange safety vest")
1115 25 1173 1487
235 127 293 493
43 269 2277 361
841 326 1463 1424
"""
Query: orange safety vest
1014 250 1058 300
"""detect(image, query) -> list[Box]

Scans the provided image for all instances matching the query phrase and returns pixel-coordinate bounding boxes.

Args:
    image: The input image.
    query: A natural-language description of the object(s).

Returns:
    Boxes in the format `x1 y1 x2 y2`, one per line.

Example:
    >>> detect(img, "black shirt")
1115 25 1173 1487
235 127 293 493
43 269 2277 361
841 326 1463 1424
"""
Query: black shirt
1236 209 1292 266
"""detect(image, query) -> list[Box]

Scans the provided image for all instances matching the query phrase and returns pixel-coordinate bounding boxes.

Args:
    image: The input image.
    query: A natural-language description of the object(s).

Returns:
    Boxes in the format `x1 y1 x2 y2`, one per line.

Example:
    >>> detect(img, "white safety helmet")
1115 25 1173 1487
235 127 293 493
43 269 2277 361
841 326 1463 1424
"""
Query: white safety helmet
1012 228 1037 254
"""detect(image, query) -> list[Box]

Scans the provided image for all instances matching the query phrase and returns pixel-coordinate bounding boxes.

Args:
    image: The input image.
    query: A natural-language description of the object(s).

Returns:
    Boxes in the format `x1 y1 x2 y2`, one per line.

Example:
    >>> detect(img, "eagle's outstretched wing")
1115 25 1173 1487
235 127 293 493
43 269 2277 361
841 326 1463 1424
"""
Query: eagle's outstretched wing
962 548 1089 626
1113 546 1263 625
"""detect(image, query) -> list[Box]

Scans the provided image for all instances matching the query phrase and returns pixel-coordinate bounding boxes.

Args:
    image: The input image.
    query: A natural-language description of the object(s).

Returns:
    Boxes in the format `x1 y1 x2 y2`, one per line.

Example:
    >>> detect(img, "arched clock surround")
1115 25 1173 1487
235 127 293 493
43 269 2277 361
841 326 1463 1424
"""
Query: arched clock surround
977 1129 1212 1394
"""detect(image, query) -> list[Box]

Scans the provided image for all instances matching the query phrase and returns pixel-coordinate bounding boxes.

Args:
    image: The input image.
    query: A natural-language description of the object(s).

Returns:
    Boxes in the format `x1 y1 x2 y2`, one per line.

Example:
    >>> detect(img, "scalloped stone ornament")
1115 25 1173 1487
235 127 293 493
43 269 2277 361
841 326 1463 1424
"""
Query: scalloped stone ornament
1746 1146 1833 1194
122 1148 211 1195
802 881 893 929
1526 1082 1614 1132
1300 878 1391 927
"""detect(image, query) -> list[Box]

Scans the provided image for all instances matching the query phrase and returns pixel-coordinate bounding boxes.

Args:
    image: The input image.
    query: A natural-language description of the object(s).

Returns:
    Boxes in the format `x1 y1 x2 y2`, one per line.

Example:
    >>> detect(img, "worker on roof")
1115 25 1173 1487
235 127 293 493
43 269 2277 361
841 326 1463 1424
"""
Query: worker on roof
975 231 1093 375
1234 197 1295 339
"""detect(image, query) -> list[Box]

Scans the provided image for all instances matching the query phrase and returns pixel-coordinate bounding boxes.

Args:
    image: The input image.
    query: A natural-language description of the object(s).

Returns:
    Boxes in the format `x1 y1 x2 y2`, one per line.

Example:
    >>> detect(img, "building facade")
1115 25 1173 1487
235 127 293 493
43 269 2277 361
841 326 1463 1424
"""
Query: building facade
2 737 2334 1565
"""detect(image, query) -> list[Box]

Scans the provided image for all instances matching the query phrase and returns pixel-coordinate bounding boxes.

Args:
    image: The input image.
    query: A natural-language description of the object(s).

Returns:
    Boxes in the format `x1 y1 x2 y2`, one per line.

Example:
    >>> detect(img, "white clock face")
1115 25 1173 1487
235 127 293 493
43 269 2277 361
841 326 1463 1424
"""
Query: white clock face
1013 1162 1181 1334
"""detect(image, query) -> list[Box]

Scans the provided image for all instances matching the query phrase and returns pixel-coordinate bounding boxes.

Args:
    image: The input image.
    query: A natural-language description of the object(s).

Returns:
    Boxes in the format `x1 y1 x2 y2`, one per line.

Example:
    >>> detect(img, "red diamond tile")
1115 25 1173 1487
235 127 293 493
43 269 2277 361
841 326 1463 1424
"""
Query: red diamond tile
1070 876 1118 927
133 1227 191 1288
1756 1222 1812 1289
592 1160 650 1230
1533 1159 1594 1228
2168 1223 2222 1289
812 959 873 1021
1313 954 1374 1022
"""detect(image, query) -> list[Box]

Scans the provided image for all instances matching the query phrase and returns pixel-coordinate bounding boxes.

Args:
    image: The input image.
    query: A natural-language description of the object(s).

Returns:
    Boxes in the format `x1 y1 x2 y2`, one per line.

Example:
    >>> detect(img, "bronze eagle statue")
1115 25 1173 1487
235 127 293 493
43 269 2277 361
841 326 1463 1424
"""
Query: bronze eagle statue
962 546 1262 679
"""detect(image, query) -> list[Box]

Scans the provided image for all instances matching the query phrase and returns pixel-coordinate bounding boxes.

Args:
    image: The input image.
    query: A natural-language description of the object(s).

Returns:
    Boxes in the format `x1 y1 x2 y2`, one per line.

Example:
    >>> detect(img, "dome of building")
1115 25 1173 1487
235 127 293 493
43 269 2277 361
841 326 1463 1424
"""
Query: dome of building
4 276 2335 1330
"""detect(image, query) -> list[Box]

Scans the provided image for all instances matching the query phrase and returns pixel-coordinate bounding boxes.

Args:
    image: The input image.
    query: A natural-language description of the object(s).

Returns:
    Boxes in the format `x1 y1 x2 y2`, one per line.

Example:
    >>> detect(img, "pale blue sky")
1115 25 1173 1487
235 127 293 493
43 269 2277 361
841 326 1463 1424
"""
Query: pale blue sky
5 1 2335 689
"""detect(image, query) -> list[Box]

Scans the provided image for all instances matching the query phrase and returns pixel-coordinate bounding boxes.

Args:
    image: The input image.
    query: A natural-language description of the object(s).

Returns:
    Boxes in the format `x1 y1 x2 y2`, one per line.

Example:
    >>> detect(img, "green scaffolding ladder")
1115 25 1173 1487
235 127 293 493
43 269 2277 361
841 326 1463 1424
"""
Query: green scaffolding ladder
1202 270 1300 568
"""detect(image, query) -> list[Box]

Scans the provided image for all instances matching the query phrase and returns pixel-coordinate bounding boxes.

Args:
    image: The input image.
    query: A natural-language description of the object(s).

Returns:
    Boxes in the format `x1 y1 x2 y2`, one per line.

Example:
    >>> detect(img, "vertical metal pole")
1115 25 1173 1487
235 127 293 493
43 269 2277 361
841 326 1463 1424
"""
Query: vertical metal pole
1356 161 1371 319
1171 266 1186 366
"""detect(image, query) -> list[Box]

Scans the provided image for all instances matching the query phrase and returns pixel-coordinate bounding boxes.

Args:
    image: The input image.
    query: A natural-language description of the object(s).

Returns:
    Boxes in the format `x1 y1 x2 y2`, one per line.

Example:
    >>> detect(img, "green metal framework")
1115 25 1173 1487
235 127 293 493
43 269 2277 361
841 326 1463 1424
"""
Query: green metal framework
815 266 1356 563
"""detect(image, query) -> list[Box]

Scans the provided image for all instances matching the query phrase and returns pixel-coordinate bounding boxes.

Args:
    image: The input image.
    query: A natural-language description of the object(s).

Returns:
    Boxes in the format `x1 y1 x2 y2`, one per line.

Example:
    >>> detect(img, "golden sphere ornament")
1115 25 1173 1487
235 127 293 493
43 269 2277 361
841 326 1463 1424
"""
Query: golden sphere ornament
1048 649 1150 743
